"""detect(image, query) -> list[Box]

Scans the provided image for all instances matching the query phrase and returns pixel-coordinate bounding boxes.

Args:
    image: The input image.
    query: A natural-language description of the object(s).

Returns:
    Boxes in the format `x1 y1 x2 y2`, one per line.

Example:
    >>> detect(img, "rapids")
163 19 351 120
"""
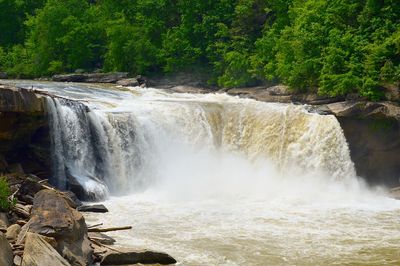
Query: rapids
7 80 400 265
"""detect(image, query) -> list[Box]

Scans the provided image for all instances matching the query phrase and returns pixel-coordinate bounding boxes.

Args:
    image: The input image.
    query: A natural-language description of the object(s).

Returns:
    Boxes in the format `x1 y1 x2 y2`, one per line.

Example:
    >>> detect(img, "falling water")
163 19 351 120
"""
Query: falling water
5 80 400 265
44 86 355 198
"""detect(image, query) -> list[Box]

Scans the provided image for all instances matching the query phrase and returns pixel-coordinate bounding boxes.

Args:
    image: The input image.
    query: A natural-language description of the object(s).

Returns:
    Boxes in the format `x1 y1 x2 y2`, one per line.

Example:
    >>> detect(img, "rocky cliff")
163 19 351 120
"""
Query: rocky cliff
0 85 50 178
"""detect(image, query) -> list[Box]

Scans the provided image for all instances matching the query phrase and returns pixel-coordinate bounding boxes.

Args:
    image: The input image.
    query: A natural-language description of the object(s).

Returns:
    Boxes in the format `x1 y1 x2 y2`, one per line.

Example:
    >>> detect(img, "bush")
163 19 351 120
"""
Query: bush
0 177 12 211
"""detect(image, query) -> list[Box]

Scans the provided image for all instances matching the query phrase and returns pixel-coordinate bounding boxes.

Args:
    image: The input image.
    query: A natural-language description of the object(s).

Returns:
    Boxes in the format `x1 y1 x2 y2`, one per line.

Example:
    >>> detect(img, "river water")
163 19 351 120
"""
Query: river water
6 80 400 265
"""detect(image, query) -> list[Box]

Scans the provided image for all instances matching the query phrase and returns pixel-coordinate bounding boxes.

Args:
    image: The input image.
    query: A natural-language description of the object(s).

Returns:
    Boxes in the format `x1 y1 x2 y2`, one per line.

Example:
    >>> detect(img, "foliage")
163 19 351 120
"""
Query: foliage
0 177 12 211
0 0 398 100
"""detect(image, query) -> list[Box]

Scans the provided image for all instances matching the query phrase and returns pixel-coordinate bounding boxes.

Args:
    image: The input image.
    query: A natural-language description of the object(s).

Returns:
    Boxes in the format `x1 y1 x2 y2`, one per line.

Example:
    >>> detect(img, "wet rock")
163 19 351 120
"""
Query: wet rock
52 72 128 83
6 223 21 242
0 233 13 266
77 204 108 213
24 190 93 266
88 232 116 245
117 78 140 87
101 249 177 265
66 169 108 201
22 232 71 266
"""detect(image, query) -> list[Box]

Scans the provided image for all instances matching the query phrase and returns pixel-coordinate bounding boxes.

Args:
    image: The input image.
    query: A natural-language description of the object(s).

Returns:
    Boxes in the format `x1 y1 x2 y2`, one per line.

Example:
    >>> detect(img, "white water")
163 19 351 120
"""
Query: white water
6 81 400 265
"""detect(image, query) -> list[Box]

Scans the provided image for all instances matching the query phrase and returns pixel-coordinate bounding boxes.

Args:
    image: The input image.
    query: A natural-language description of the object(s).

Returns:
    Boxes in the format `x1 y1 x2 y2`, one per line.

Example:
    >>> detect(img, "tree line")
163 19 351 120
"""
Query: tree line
0 0 399 100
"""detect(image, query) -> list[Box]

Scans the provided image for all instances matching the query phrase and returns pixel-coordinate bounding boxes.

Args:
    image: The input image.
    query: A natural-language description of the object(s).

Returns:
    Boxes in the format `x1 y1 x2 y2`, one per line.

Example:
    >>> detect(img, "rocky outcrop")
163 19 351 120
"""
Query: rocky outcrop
324 101 400 186
0 233 13 266
52 72 129 83
224 85 344 105
0 85 50 179
101 249 177 265
23 189 93 266
22 232 71 266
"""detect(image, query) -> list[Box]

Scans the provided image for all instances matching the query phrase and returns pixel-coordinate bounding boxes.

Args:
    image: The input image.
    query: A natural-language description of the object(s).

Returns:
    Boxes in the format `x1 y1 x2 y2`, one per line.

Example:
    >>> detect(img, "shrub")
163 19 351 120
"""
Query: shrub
0 177 12 211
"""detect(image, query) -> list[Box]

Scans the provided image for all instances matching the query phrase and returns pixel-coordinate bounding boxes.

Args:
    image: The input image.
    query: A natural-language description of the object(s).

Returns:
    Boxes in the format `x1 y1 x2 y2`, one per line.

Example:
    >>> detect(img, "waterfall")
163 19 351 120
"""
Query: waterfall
45 87 356 200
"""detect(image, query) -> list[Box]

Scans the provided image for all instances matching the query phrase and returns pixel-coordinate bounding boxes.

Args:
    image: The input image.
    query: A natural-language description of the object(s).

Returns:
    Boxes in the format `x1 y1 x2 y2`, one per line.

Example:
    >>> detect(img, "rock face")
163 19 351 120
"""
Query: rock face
24 190 93 266
0 232 13 266
327 102 400 186
101 249 177 265
0 85 51 179
22 232 71 266
52 72 128 83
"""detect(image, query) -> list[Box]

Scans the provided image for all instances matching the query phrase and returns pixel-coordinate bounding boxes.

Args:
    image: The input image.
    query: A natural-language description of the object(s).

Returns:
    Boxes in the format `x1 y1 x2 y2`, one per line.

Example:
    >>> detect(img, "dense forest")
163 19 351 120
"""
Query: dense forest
0 0 399 99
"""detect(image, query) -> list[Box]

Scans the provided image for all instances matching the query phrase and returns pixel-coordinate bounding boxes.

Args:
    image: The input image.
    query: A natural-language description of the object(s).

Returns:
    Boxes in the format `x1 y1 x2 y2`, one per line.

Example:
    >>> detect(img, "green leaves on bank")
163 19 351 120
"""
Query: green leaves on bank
0 0 399 100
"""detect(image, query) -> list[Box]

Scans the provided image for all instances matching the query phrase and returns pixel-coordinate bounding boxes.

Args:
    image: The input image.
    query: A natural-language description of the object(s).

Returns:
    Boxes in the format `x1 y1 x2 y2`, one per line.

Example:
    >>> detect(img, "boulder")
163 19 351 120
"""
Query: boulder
6 223 21 242
117 78 140 87
22 232 71 266
66 171 108 201
77 204 108 213
0 233 13 266
88 232 115 245
101 249 177 265
23 190 93 266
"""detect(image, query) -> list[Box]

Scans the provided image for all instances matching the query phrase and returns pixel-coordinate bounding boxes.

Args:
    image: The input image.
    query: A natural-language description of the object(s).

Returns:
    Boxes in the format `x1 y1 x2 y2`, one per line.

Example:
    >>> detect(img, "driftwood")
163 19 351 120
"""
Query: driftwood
88 226 132 233
88 223 103 229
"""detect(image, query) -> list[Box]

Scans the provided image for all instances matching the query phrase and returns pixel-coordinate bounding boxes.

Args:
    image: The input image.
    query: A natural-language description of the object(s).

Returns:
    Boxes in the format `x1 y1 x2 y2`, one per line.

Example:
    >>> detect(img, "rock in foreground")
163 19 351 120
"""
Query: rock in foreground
22 232 70 266
101 249 177 265
23 189 93 266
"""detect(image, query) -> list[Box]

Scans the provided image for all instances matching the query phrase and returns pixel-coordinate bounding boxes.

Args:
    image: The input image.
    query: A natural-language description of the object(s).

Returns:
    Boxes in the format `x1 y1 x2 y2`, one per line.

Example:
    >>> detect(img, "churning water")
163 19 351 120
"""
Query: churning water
9 81 400 265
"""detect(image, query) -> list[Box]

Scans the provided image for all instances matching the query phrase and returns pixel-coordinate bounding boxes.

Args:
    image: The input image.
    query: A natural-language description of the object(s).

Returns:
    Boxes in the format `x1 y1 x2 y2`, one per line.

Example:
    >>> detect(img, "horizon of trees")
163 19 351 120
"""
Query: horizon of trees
0 0 399 100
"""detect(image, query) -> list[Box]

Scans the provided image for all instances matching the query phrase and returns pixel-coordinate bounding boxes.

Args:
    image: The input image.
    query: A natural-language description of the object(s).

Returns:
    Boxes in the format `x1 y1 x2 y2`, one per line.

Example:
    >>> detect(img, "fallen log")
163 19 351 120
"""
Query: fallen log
88 226 132 233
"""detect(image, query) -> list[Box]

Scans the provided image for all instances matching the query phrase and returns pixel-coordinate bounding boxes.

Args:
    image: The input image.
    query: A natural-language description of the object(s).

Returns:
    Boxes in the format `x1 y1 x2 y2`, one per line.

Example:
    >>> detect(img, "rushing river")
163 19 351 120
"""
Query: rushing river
7 80 400 265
